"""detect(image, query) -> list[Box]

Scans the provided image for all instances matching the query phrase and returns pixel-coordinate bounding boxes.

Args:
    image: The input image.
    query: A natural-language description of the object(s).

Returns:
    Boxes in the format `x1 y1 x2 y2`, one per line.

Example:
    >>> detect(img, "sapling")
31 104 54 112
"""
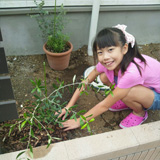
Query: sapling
2 62 114 160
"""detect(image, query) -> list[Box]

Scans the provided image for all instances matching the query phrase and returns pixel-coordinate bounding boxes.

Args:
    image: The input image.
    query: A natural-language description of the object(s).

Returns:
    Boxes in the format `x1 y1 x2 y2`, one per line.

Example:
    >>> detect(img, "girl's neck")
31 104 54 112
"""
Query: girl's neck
114 67 120 76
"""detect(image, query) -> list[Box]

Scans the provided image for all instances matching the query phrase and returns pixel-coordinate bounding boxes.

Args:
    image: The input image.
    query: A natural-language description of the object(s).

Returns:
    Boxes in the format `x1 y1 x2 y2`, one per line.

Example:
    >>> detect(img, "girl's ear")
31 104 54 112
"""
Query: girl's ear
122 43 128 55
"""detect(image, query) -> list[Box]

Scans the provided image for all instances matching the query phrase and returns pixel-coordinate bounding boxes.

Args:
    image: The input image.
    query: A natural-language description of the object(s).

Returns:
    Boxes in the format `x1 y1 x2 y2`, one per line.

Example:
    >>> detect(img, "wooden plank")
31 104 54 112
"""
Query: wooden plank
0 29 2 41
132 152 141 160
120 156 127 160
126 154 134 160
0 76 15 101
0 100 18 122
144 148 156 160
111 158 119 160
155 150 160 160
138 150 148 160
0 48 9 74
150 147 160 160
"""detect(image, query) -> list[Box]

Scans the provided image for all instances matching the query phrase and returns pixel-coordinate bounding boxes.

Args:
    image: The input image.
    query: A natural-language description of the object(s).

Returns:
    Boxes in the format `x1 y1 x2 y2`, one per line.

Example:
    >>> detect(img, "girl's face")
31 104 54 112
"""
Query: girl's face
97 44 128 72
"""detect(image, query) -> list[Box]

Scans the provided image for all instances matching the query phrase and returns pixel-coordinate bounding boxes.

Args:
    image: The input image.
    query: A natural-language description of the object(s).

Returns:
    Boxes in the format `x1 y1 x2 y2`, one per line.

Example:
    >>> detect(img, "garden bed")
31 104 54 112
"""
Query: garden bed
0 44 160 155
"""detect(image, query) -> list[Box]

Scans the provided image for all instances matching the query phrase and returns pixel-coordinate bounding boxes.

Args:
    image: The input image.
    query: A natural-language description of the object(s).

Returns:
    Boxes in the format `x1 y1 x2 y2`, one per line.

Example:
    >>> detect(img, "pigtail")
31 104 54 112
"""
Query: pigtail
120 42 146 76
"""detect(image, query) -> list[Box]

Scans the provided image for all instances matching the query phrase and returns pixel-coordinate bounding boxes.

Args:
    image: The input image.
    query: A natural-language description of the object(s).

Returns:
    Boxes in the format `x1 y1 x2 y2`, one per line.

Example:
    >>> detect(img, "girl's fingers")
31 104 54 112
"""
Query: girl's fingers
63 127 72 131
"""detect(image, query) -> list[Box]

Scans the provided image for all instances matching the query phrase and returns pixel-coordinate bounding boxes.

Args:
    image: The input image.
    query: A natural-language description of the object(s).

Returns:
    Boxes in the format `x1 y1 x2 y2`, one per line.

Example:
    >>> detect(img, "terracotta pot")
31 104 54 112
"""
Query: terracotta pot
43 41 73 70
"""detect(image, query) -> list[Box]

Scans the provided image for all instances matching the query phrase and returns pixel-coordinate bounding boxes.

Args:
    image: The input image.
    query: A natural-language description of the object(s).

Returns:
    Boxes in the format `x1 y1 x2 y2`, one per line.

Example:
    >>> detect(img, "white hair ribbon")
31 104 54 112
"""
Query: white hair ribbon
113 24 135 48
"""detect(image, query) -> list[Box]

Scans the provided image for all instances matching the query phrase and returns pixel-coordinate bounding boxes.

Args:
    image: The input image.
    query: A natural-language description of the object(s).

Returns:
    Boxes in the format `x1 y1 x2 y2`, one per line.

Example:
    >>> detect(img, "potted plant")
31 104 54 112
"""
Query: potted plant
32 0 73 70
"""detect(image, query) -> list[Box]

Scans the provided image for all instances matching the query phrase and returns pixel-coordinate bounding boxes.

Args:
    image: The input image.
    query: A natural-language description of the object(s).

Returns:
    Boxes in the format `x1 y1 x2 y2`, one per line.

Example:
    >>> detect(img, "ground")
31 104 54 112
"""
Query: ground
1 44 160 153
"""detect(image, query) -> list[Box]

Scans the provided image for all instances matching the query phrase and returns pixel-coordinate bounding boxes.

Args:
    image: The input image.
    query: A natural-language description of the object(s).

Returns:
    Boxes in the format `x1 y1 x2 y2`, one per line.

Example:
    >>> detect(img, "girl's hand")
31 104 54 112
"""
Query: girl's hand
55 108 70 120
62 119 80 131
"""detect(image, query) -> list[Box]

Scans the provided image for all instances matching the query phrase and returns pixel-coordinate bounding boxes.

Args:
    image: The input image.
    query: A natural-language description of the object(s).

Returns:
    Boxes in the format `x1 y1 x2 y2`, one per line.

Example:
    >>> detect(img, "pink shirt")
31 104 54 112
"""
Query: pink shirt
96 54 160 93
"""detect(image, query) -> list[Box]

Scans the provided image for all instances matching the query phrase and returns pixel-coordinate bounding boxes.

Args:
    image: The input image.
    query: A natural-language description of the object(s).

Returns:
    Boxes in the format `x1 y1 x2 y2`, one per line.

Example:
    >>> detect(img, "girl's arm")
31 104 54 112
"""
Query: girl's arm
62 87 131 131
82 87 131 121
58 67 100 119
66 68 100 108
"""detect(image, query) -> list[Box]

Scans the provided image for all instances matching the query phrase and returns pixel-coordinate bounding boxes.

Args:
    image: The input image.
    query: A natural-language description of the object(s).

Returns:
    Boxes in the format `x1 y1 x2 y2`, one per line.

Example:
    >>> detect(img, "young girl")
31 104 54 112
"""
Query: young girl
59 24 160 130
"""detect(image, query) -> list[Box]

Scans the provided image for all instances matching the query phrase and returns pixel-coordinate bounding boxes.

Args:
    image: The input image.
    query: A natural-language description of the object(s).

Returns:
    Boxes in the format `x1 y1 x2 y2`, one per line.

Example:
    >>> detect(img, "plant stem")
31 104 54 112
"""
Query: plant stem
53 0 57 38
46 82 84 99
43 62 47 97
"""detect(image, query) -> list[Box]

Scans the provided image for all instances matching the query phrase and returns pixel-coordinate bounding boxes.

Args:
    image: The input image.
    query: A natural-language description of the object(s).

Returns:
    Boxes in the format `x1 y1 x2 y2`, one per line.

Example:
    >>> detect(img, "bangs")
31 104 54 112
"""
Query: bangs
93 28 121 53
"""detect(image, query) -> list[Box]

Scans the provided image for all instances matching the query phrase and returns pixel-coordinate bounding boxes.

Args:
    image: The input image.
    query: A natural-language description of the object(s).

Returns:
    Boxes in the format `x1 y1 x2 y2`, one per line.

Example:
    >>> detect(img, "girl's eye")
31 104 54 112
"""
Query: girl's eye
108 48 114 52
97 51 102 54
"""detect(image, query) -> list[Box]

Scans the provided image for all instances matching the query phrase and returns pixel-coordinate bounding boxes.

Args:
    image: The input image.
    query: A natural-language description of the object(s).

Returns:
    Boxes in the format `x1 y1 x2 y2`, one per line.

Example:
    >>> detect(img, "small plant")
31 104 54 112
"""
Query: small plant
2 63 115 160
31 0 69 53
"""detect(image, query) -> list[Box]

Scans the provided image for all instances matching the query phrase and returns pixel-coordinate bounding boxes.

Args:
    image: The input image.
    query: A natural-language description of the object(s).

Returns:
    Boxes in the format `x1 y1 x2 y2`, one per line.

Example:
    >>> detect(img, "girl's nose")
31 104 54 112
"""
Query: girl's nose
103 52 110 59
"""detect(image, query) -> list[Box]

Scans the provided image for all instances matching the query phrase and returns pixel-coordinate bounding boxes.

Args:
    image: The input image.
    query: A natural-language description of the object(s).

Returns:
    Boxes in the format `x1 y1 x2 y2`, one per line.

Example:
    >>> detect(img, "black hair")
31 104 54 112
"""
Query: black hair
93 27 146 75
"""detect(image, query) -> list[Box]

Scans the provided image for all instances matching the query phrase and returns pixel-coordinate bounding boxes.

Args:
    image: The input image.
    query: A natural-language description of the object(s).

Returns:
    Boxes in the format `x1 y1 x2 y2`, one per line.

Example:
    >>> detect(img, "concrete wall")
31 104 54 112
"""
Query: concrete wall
1 121 160 159
0 5 160 56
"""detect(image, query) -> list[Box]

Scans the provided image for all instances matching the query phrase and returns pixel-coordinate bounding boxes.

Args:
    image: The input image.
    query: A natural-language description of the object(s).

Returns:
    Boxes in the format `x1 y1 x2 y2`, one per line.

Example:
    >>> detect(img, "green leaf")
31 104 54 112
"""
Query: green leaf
20 135 28 141
31 88 37 93
16 151 25 159
30 80 36 85
80 91 84 96
37 79 41 86
68 86 72 93
21 121 27 129
27 120 32 126
69 105 78 110
111 83 115 90
105 90 111 96
78 83 82 89
87 86 90 91
57 91 62 98
8 125 15 136
37 88 41 93
70 114 76 120
87 124 91 132
47 128 54 132
52 83 58 89
3 123 13 127
52 137 62 140
89 118 95 123
34 95 40 99
56 78 60 84
86 114 93 118
74 115 77 122
30 128 34 138
64 110 69 119
80 115 86 121
29 144 33 159
23 113 27 118
47 135 52 149
97 85 105 88
73 75 76 83
37 123 42 130
110 91 114 97
77 110 86 115
80 116 84 126
18 124 21 132
81 123 87 129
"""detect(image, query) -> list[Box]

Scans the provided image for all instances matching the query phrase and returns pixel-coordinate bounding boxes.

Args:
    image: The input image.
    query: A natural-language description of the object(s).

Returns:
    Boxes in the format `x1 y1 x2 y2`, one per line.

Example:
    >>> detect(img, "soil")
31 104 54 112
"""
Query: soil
0 44 160 154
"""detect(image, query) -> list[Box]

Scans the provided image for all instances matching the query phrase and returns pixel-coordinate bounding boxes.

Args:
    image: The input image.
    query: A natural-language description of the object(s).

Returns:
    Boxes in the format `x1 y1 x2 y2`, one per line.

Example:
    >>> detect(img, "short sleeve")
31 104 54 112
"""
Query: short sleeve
118 64 144 89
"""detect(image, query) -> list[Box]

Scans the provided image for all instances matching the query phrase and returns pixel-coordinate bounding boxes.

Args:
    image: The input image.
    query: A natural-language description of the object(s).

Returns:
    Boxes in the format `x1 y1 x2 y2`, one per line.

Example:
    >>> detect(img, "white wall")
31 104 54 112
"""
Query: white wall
0 3 160 55
1 0 160 8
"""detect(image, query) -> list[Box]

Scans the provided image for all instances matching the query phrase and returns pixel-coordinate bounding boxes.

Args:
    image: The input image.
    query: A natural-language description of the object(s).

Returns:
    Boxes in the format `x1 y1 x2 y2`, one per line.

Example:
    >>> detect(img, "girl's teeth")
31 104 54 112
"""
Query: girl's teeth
106 62 112 65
